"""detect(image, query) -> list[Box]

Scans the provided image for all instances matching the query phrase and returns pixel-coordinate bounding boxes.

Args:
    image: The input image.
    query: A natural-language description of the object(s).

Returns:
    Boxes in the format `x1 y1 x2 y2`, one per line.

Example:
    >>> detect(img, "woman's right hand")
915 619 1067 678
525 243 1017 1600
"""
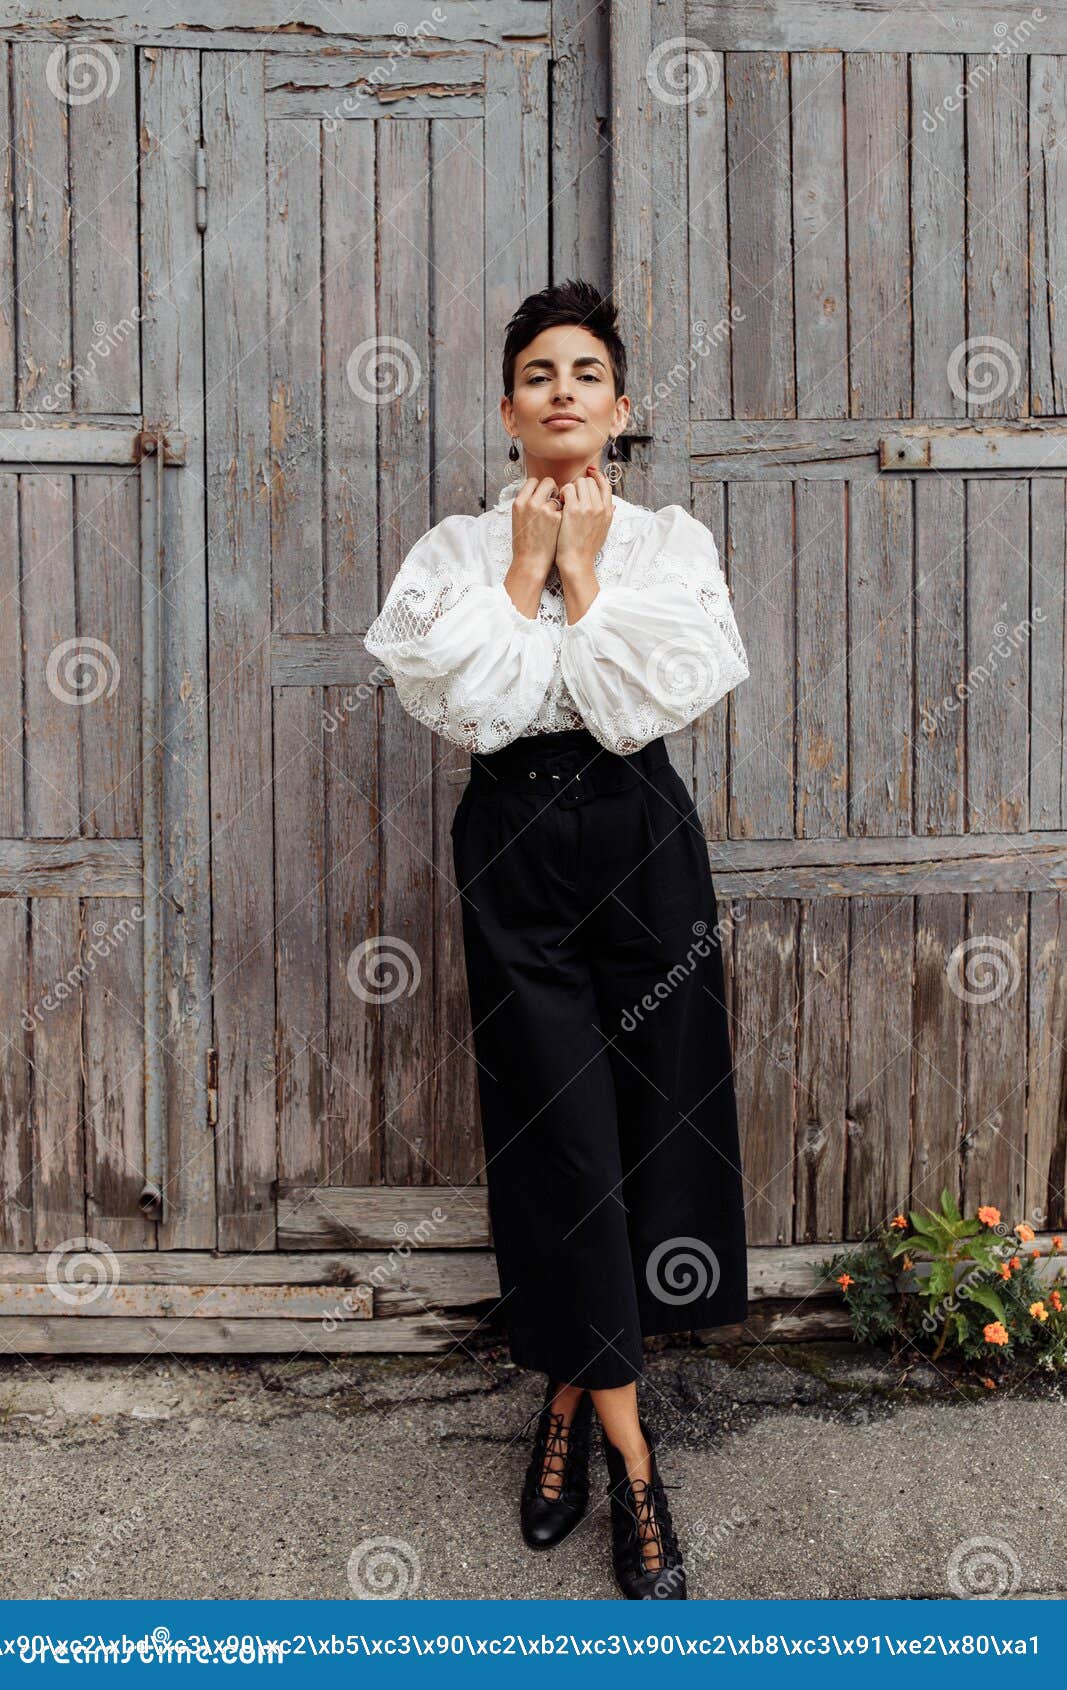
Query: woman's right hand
510 476 564 575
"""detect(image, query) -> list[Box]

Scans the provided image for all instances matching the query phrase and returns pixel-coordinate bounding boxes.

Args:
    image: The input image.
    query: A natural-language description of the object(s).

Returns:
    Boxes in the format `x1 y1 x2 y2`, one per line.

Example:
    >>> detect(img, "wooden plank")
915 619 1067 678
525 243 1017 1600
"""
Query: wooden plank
726 51 794 419
278 1184 490 1249
1030 479 1067 829
790 51 847 419
0 901 32 1249
21 476 80 838
1027 894 1067 1231
268 117 328 1192
0 51 12 411
727 480 793 839
0 1314 471 1354
961 895 1028 1219
141 47 213 1249
0 4 551 51
432 117 488 1187
688 50 731 423
848 476 913 836
646 0 689 508
885 430 1067 471
0 476 20 835
83 898 152 1250
687 3 1067 52
795 479 846 837
548 0 610 291
914 476 966 835
965 479 1028 834
0 840 143 896
0 428 184 463
1031 57 1067 417
609 0 654 458
912 895 965 1215
692 482 727 831
693 419 1067 473
0 1249 495 1289
966 47 1027 420
910 55 966 419
0 1283 372 1319
732 899 796 1246
845 896 913 1235
203 53 276 1250
28 899 85 1248
795 899 848 1243
69 41 139 413
12 44 70 411
845 54 910 418
75 473 141 837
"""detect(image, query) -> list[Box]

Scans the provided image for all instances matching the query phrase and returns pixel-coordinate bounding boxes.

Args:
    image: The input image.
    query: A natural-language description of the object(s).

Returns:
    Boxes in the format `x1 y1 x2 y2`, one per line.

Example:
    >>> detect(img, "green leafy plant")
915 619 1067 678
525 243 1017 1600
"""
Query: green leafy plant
817 1190 1067 1375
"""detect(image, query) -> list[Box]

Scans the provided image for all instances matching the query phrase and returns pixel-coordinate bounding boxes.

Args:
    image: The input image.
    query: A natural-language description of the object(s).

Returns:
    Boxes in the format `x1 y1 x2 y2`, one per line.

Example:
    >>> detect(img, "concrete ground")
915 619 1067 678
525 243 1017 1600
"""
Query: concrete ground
0 1337 1064 1601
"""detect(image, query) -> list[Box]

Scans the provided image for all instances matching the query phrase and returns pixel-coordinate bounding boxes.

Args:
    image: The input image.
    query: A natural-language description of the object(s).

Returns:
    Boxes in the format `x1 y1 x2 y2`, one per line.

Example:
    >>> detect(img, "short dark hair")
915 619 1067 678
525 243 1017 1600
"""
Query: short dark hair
501 278 627 401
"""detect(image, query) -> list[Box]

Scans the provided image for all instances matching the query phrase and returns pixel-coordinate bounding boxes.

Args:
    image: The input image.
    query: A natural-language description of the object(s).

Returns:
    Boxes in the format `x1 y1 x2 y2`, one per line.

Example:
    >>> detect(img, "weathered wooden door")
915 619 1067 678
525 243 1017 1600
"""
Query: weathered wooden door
610 1 1067 1246
203 31 554 1251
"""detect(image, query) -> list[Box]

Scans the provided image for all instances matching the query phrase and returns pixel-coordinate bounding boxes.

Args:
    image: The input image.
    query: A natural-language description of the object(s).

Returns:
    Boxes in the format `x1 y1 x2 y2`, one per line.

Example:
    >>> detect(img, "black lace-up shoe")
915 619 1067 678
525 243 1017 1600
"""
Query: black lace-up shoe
602 1416 687 1599
519 1381 593 1549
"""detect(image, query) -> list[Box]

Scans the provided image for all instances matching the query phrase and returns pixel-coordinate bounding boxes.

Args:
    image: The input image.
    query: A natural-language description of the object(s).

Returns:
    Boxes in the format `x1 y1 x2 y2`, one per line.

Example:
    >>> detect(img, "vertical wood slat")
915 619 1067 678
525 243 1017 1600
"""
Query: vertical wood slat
910 55 966 420
84 896 152 1249
794 479 847 838
914 476 966 837
966 48 1028 421
692 481 726 826
29 899 84 1249
1030 57 1067 418
377 118 434 1189
795 898 848 1243
960 895 1028 1221
75 473 141 838
845 896 913 1237
12 43 71 411
725 51 794 421
141 46 214 1250
268 118 328 1191
21 475 80 838
609 1 654 470
1027 893 1067 1232
965 480 1029 835
790 52 847 420
432 118 485 1186
0 475 28 1247
203 54 276 1250
911 894 965 1215
688 50 731 424
848 476 913 837
323 120 377 1188
647 0 689 511
548 0 610 294
0 48 14 411
1030 478 1067 830
733 898 795 1246
69 41 140 414
844 54 910 419
727 480 794 840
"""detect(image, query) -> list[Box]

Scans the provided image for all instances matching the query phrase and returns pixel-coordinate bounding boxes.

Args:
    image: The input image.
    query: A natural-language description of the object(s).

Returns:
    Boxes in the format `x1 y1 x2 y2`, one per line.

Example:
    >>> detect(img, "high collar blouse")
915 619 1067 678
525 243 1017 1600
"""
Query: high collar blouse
363 479 750 756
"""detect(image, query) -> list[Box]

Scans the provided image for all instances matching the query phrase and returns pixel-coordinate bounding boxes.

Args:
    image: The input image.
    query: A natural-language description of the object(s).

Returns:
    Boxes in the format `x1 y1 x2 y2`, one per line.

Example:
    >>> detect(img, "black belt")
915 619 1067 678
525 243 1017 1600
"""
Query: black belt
468 727 668 809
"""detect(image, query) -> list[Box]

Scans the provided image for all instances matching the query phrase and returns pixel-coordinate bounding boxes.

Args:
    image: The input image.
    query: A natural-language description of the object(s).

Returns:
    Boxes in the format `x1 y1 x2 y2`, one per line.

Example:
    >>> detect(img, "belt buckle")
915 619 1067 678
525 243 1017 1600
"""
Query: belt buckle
542 748 587 807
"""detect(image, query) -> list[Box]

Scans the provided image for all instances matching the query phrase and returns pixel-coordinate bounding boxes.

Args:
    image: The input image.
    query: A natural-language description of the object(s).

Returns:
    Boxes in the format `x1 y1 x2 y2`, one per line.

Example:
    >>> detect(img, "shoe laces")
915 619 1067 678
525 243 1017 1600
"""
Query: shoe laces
625 1475 680 1571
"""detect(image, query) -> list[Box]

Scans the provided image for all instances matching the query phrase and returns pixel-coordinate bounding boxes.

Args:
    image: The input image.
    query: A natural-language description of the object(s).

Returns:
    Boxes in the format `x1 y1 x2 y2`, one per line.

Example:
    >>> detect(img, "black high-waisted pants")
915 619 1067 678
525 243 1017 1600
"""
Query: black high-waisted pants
451 725 748 1390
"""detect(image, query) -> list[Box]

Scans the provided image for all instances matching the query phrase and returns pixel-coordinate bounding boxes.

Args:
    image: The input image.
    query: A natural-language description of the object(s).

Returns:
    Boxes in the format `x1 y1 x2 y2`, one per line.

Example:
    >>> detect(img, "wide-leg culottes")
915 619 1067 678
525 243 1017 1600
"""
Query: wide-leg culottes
451 725 748 1390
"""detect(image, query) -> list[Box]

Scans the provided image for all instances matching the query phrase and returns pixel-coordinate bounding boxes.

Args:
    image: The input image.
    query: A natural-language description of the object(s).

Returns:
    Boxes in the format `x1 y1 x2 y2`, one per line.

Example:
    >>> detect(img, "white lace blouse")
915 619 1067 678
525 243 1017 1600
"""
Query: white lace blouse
363 479 750 755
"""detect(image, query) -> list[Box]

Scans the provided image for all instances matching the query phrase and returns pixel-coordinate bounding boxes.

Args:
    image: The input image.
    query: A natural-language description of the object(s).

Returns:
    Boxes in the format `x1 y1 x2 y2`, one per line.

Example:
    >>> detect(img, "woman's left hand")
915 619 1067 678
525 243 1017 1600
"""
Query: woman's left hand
554 466 614 571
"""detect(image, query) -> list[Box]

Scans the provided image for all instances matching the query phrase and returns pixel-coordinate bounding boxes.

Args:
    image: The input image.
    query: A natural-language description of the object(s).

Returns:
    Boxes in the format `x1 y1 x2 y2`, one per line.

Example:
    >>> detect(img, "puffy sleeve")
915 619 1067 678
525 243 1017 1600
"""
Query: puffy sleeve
363 513 558 753
558 503 750 754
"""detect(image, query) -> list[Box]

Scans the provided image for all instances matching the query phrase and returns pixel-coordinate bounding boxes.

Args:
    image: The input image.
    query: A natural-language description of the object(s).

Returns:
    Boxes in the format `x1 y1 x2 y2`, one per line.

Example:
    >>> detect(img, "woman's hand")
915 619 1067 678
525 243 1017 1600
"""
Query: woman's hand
554 466 614 572
511 476 564 574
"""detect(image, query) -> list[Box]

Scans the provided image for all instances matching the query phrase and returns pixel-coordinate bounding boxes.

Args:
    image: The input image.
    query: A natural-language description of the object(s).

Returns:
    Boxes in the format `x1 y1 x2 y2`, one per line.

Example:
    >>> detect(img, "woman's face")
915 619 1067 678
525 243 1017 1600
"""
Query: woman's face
503 322 628 464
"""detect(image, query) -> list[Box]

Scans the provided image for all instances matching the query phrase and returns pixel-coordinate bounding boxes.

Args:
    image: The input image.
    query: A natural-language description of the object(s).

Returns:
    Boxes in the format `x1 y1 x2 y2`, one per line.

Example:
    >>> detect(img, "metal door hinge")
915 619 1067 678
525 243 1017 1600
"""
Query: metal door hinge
195 145 207 233
206 1045 219 1128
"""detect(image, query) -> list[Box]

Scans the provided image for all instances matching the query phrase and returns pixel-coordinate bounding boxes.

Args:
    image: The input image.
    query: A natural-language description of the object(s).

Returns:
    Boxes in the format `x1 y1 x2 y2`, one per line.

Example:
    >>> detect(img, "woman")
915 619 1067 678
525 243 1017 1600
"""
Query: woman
364 279 750 1601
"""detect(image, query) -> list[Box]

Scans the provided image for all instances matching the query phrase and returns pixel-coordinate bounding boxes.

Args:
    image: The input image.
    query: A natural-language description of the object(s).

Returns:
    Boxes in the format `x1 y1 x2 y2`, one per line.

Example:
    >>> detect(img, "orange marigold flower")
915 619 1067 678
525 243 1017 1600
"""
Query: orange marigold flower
981 1376 997 1390
1015 1223 1036 1242
1030 1301 1049 1323
1052 1237 1064 1252
901 1255 913 1271
890 1214 908 1229
983 1321 1009 1346
1051 1291 1063 1312
977 1205 1001 1227
997 1263 1012 1279
1008 1255 1021 1271
836 1272 853 1290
